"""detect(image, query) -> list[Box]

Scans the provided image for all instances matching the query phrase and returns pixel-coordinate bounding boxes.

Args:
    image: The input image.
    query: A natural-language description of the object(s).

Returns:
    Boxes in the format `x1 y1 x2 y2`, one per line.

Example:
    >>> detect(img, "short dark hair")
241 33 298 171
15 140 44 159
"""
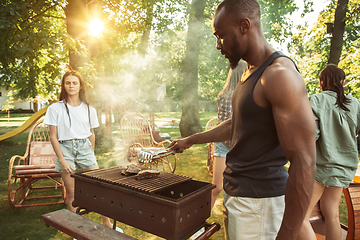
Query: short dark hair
215 0 261 27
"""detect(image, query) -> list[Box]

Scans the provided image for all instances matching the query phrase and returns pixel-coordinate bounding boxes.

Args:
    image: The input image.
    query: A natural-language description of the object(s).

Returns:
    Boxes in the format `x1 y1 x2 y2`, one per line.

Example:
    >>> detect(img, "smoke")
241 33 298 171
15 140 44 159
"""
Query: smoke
90 45 184 167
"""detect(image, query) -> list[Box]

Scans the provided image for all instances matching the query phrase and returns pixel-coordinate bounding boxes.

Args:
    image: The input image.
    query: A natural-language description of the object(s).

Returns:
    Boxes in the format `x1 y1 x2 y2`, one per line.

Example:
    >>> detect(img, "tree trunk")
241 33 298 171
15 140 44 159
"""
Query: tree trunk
179 0 206 137
64 0 88 70
33 98 39 112
138 1 154 56
328 0 349 65
29 63 38 112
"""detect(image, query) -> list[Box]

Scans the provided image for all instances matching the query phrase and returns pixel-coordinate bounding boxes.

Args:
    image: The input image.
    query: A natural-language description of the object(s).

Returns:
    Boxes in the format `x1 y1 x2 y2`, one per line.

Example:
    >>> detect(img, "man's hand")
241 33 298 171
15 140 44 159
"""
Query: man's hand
167 119 231 154
167 138 193 153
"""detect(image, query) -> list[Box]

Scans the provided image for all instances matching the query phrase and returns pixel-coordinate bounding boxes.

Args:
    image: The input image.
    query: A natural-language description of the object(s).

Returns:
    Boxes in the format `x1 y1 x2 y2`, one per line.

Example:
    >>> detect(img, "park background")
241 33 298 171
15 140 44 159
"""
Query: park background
0 0 359 239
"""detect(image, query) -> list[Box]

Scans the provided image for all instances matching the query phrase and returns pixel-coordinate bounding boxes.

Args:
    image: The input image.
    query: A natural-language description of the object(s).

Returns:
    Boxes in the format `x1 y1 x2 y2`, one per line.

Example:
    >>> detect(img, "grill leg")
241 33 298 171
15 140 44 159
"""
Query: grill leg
195 222 221 240
113 219 117 230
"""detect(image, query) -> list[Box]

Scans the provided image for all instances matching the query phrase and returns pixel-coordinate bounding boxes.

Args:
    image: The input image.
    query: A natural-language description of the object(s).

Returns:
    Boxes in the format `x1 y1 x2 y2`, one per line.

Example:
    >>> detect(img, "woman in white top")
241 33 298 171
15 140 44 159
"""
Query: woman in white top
44 68 116 230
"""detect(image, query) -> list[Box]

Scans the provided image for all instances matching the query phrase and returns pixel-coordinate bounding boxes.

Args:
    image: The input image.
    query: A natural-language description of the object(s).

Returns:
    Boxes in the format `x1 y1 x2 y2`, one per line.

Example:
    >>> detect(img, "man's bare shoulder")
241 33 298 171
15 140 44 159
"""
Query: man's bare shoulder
264 57 302 81
260 56 307 105
261 57 304 90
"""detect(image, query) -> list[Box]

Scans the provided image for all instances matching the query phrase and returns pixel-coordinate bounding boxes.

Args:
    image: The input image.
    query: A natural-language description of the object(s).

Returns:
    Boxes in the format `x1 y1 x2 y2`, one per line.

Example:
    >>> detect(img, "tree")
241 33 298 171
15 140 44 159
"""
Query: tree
259 0 299 43
0 0 67 111
1 90 15 121
328 0 349 65
179 0 207 137
289 0 360 96
64 0 89 70
0 0 306 122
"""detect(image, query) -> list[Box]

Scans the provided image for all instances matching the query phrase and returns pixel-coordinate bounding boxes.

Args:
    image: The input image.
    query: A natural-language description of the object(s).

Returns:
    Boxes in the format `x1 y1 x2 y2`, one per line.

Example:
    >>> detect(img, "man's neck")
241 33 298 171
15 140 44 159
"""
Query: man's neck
244 37 274 71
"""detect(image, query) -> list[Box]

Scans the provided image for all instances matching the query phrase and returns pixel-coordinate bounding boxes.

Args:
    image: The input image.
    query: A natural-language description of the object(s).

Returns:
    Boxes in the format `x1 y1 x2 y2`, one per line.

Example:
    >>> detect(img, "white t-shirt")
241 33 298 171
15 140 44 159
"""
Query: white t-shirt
44 100 100 141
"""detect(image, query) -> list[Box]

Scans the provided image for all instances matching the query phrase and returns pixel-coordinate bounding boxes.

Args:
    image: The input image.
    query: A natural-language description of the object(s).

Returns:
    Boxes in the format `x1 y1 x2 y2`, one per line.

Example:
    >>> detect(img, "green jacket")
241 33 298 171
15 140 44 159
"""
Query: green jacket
309 91 360 188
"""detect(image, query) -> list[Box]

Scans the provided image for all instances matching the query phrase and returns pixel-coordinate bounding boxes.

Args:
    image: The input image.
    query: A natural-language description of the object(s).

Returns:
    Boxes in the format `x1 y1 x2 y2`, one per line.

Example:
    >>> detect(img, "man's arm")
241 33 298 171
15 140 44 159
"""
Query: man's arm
262 60 316 240
168 118 232 153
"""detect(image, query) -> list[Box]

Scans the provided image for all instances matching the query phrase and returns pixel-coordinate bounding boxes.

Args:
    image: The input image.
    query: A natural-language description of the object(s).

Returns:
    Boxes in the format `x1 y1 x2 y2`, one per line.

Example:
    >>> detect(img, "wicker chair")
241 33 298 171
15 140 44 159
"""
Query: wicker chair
310 185 360 239
120 112 177 173
205 117 218 176
7 119 66 208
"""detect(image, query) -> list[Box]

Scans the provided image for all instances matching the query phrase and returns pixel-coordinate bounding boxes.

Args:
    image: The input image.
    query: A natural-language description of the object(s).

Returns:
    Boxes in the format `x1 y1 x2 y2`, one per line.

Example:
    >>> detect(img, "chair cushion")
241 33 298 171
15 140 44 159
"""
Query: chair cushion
29 141 56 165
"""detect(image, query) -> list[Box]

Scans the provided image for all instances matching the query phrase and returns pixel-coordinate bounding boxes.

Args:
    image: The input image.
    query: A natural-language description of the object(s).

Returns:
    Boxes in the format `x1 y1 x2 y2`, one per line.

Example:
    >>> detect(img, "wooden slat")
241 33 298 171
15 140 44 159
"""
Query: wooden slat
41 209 137 240
14 164 55 170
16 169 57 175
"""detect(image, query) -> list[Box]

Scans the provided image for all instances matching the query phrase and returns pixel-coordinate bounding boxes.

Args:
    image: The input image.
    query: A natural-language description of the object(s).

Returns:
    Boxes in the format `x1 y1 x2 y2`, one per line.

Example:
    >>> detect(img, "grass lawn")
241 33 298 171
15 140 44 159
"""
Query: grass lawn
0 112 348 239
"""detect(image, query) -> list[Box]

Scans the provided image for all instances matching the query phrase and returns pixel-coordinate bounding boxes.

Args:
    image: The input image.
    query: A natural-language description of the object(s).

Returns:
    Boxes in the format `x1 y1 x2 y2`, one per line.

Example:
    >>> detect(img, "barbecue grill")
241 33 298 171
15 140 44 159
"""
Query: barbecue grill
72 166 217 240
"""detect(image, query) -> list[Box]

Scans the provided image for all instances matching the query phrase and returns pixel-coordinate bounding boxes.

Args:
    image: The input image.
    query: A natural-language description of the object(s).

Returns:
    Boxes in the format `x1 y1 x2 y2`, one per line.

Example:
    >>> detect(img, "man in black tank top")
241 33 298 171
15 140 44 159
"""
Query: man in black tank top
168 0 316 239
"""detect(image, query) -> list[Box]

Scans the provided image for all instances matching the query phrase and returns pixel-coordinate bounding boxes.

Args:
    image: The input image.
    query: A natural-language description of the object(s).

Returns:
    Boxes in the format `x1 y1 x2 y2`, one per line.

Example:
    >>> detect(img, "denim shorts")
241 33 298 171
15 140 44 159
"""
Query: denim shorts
55 138 97 172
214 142 230 158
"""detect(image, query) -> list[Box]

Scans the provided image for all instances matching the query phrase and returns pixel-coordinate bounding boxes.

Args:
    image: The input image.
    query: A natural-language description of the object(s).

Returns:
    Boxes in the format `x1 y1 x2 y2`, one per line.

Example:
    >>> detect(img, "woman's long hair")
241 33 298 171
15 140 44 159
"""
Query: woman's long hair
319 64 350 111
218 60 246 99
59 71 91 127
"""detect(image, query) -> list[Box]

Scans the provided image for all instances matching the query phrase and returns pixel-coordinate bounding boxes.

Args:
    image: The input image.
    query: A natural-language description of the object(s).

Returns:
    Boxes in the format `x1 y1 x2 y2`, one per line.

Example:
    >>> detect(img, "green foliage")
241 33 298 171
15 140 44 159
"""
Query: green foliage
290 0 360 97
198 18 229 102
0 0 68 103
0 0 340 108
92 0 302 108
86 0 191 108
259 0 299 43
1 89 15 111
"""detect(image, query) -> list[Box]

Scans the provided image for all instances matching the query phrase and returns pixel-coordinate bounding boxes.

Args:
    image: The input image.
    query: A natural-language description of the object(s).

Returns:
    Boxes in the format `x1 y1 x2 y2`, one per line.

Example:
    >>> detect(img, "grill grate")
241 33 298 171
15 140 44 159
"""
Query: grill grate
78 166 191 193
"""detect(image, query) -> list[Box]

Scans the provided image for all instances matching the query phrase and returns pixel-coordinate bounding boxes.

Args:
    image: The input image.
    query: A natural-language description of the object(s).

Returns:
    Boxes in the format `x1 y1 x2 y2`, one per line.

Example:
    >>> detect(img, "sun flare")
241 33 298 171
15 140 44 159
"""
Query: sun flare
89 19 104 37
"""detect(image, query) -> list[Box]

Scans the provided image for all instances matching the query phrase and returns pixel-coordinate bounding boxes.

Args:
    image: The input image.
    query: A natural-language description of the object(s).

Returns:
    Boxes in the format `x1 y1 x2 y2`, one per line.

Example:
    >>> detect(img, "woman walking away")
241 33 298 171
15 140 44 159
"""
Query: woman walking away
44 66 122 232
298 64 360 240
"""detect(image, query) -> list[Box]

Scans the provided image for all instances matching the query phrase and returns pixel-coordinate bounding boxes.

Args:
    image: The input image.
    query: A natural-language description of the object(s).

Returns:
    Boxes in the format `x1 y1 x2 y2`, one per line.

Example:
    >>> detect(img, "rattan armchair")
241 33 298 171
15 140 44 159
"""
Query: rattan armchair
120 112 177 173
7 119 66 208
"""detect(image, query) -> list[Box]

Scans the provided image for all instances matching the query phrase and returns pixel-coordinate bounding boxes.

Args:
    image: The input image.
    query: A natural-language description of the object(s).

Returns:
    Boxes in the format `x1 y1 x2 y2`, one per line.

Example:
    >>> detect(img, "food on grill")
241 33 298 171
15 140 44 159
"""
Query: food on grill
122 164 141 175
135 169 160 180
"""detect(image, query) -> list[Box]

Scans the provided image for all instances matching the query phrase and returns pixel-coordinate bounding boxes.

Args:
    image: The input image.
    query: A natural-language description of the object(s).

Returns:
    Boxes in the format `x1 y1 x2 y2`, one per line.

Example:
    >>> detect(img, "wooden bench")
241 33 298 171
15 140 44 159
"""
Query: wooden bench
41 209 137 240
310 182 360 240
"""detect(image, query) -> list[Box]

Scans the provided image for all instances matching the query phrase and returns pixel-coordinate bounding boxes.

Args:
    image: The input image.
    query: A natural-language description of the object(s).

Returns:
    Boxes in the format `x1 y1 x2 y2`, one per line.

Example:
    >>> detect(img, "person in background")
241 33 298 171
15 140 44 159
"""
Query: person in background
168 0 316 239
211 61 246 209
298 64 360 240
44 67 122 233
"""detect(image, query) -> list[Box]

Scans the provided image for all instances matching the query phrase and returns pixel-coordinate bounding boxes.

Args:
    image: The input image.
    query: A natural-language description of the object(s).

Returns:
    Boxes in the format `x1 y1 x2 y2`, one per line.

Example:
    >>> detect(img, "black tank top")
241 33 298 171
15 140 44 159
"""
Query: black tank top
223 52 296 198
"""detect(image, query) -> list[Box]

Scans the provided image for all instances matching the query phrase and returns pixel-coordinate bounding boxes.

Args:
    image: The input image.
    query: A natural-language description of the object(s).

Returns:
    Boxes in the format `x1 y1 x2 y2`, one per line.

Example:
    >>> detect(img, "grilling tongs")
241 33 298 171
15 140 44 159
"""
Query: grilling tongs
139 149 174 163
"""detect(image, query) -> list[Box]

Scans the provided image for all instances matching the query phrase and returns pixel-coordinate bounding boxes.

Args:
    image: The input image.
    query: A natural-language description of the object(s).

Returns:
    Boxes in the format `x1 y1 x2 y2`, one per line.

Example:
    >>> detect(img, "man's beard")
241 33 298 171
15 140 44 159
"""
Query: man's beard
229 58 239 69
228 34 241 69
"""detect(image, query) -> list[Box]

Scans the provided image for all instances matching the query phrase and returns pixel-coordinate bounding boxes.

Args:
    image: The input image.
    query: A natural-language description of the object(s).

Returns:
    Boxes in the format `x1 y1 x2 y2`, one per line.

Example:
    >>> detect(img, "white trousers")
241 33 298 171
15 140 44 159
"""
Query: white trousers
223 191 285 240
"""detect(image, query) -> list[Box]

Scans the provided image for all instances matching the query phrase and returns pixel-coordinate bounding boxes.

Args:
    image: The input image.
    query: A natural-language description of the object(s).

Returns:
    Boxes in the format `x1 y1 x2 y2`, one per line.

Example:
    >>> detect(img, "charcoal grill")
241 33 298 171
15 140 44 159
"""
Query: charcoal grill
72 166 217 240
